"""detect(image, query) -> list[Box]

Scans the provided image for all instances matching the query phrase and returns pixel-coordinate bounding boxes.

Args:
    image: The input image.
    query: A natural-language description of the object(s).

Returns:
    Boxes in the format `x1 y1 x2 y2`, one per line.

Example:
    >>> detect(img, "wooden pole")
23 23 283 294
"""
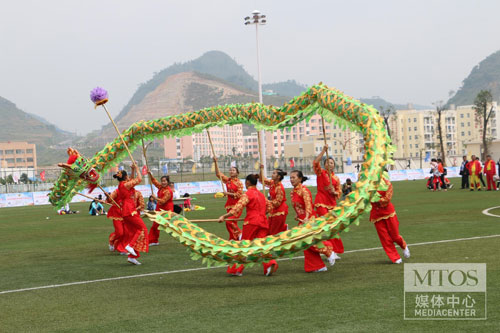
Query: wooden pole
96 183 121 209
190 218 244 223
257 131 267 198
101 104 136 166
76 192 111 206
207 130 226 193
321 117 334 186
140 132 155 195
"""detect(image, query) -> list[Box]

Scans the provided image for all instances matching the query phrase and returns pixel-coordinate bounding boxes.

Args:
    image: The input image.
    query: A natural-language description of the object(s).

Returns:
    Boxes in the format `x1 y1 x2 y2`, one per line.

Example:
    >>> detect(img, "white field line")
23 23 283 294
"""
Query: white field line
481 206 500 217
1 234 499 295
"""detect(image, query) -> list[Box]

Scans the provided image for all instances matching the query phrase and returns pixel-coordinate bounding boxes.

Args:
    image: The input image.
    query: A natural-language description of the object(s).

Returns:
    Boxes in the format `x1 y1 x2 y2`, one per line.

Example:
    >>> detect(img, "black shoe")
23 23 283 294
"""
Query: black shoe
470 189 474 191
478 189 482 191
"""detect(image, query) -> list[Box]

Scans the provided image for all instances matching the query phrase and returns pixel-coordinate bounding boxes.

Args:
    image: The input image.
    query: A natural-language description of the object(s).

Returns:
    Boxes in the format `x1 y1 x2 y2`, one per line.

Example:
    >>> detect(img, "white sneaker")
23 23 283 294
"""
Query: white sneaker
312 267 328 272
125 245 137 256
395 259 403 264
328 253 336 266
127 258 141 265
149 242 160 246
108 244 114 252
334 253 341 260
403 246 411 259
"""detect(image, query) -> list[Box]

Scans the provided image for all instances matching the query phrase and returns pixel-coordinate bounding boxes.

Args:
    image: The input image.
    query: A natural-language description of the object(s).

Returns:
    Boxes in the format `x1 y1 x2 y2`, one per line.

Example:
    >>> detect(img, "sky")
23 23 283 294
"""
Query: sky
1 0 499 134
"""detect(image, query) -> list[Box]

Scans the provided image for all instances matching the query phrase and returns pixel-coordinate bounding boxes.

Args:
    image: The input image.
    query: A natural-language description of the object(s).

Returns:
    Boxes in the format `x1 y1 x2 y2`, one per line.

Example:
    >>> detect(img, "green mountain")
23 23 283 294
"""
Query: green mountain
0 96 72 145
115 51 305 123
0 96 77 166
447 50 500 107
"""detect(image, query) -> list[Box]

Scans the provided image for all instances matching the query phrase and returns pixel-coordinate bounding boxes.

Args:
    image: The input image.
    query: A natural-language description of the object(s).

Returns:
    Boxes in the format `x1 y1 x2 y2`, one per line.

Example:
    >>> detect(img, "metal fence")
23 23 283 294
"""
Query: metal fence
0 157 351 193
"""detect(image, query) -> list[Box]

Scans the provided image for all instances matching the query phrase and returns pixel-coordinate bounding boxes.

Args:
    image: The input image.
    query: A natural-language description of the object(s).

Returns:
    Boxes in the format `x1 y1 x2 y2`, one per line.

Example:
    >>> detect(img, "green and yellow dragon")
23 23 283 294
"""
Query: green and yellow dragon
49 83 394 267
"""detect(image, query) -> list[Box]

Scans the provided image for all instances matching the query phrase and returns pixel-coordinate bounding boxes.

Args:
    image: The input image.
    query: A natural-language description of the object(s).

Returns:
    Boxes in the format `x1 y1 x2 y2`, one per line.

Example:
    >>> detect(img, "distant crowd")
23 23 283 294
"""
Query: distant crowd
459 154 499 191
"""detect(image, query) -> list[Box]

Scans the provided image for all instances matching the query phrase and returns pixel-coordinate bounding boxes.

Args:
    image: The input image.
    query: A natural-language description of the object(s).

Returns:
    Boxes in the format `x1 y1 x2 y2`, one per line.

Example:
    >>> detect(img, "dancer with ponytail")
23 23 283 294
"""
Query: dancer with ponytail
290 170 336 272
313 145 344 258
214 158 244 240
106 189 127 254
113 165 149 265
218 174 279 277
147 173 173 246
370 175 410 264
259 164 288 234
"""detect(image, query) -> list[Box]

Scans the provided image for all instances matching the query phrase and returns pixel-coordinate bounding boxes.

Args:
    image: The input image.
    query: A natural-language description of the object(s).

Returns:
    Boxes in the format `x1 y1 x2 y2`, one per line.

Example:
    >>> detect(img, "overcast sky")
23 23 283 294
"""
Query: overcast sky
1 0 499 134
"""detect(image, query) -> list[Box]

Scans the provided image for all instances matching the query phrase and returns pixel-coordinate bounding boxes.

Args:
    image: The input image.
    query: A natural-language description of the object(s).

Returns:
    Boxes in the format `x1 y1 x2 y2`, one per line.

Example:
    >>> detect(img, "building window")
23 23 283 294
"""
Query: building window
16 158 25 162
467 113 470 118
27 158 33 162
299 147 303 152
467 122 470 126
414 127 417 131
16 149 24 154
468 131 471 135
461 123 464 127
415 144 419 148
5 150 14 154
409 136 412 140
0 150 3 156
460 114 464 118
410 144 412 148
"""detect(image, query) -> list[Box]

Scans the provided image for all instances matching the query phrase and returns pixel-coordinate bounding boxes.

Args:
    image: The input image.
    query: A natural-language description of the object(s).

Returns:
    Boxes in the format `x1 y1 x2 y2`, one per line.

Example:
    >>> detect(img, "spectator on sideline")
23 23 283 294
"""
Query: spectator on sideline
147 195 156 211
483 154 498 191
477 156 486 187
459 155 470 189
342 178 353 198
466 155 482 191
437 158 447 191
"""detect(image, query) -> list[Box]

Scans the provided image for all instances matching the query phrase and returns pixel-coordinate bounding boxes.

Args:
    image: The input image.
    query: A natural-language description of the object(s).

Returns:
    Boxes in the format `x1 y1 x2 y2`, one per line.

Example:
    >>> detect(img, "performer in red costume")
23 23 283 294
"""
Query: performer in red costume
370 176 410 264
147 173 173 246
134 189 145 214
259 164 288 235
214 157 244 240
106 189 127 254
290 170 336 272
313 145 344 257
483 155 497 191
218 174 279 277
114 164 149 265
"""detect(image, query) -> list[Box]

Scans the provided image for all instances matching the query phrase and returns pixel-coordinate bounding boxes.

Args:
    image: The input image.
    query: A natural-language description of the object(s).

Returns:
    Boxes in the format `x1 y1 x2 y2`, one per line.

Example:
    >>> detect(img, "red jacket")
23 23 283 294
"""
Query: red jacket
466 160 482 176
484 160 496 174
229 186 268 229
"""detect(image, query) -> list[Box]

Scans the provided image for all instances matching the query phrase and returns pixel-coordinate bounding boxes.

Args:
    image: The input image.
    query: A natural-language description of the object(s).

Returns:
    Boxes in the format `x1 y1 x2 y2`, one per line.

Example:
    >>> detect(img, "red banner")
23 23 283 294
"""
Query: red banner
40 170 46 181
289 158 295 168
141 165 148 176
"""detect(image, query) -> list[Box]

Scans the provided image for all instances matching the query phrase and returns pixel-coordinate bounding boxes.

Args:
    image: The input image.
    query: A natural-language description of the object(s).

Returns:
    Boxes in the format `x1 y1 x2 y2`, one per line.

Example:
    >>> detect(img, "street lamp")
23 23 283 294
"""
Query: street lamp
244 10 267 176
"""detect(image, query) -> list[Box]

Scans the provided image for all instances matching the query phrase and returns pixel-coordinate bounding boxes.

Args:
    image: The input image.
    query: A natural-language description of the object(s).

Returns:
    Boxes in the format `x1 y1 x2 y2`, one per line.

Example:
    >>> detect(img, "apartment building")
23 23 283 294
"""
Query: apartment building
0 142 37 169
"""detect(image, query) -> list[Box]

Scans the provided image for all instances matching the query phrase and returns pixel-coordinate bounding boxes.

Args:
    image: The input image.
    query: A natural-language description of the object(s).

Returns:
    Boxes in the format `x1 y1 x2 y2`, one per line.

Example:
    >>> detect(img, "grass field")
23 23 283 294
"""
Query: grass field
0 178 499 332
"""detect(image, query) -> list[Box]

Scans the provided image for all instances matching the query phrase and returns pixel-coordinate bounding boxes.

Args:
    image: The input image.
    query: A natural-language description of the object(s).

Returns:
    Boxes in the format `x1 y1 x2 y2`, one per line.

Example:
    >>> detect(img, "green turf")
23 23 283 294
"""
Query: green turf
0 178 498 332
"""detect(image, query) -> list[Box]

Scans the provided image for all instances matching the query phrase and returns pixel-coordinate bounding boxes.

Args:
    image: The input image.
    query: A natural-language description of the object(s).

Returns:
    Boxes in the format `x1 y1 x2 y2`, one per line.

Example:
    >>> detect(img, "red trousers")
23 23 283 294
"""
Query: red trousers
148 222 161 244
123 215 149 259
229 224 277 275
374 215 406 263
268 213 288 235
303 241 333 272
109 219 125 253
486 172 497 190
225 208 242 240
316 206 344 254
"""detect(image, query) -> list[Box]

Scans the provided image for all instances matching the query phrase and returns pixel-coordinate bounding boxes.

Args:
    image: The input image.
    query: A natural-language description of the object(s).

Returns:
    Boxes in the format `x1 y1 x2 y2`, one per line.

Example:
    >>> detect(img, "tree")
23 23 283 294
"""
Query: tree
20 173 29 184
6 175 13 184
379 105 396 139
433 101 446 166
473 90 494 159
